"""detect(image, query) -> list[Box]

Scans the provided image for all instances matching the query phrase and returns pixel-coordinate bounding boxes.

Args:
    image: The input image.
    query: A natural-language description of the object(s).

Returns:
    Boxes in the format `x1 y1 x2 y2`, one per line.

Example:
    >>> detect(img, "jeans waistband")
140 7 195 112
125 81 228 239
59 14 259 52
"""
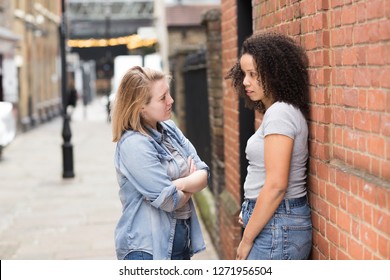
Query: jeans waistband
244 195 308 211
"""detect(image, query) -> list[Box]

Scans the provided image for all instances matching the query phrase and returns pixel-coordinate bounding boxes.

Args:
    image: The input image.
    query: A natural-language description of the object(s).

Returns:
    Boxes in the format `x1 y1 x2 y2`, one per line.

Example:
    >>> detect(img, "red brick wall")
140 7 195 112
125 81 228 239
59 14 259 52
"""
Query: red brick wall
221 0 389 259
220 0 242 260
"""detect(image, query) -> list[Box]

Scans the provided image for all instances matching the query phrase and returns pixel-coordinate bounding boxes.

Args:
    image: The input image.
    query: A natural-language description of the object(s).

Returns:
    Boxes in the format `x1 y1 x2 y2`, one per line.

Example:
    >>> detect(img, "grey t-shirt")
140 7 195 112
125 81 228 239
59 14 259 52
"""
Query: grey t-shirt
243 101 308 199
162 133 192 219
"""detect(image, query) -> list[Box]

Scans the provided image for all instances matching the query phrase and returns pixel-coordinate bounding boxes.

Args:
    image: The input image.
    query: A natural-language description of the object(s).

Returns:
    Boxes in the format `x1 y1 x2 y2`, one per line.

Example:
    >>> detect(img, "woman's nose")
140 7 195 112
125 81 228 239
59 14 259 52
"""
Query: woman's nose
168 94 174 104
243 76 250 86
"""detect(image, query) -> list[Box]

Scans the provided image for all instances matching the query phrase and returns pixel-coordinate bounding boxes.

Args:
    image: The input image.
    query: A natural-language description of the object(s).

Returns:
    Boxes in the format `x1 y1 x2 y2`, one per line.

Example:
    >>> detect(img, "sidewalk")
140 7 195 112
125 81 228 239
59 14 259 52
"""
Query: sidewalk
0 98 218 260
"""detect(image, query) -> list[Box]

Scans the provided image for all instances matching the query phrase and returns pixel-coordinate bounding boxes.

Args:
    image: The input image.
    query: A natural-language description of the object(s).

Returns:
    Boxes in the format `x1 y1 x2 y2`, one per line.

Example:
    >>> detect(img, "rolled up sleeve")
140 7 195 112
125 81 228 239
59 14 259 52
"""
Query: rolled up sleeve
117 134 183 212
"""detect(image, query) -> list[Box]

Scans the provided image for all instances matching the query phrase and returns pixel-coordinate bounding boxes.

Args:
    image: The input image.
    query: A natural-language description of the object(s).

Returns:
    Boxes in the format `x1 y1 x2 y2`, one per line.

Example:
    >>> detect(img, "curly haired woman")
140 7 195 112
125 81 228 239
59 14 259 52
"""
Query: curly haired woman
226 32 312 260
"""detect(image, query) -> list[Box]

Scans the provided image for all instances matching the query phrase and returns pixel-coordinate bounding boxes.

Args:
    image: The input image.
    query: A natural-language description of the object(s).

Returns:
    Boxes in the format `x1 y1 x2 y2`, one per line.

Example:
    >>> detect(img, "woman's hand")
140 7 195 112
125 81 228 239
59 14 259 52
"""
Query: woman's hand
188 156 197 174
177 191 192 208
236 237 253 260
238 212 244 227
173 157 197 191
173 156 207 193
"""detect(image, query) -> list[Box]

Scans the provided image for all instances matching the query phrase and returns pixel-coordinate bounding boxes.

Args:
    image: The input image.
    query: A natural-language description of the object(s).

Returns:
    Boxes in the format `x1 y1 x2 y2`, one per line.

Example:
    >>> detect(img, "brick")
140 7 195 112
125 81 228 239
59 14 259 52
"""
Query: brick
316 123 330 142
366 0 386 20
368 135 385 157
363 248 374 259
354 68 372 87
363 203 373 225
317 197 330 220
376 186 389 209
353 153 371 172
337 248 350 259
317 232 330 256
357 133 367 153
362 183 377 205
347 195 363 219
342 48 358 65
326 183 339 206
343 128 358 150
335 169 350 191
369 112 381 133
361 223 378 252
350 176 363 197
381 115 390 136
353 25 370 44
339 231 348 250
351 219 361 240
341 5 357 25
333 146 346 162
379 19 390 40
327 222 340 245
381 160 390 180
358 89 367 109
346 150 354 167
343 88 359 107
319 179 327 199
367 89 386 111
329 204 338 224
337 209 351 232
329 243 338 259
373 208 390 235
353 111 371 132
380 68 390 88
371 157 381 178
348 237 364 259
378 234 390 258
356 2 367 22
368 46 386 65
331 0 344 9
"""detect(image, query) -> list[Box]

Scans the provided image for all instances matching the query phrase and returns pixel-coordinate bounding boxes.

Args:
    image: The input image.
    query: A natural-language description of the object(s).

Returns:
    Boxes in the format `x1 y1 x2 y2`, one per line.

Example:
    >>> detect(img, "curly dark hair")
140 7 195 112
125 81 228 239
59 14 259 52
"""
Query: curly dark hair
226 32 310 116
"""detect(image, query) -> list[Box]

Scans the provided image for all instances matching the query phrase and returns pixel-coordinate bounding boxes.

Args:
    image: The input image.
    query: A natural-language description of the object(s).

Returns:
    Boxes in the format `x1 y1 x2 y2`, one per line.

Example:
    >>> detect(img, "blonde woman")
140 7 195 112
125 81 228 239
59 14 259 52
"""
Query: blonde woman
111 66 209 260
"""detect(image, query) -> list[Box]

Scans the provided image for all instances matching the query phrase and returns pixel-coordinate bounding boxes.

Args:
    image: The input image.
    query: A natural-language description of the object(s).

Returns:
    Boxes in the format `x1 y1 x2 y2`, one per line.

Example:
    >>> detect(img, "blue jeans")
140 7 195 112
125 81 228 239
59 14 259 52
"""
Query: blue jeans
123 251 153 260
123 219 191 260
241 195 312 260
171 218 191 260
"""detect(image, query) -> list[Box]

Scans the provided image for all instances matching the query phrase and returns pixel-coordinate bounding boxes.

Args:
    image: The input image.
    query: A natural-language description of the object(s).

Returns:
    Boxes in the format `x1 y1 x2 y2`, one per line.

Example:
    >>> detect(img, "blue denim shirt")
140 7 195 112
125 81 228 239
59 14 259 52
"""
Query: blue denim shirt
114 120 209 260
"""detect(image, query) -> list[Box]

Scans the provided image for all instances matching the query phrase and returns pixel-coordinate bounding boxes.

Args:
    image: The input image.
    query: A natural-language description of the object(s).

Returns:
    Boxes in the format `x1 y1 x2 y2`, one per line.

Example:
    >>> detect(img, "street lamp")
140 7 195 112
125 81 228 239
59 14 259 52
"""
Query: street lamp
59 0 74 178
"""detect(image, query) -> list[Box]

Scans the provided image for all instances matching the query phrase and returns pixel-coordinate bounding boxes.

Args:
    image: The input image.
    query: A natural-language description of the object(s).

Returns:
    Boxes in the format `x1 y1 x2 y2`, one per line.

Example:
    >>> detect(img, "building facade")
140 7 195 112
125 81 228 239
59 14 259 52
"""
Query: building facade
0 0 19 105
10 0 61 131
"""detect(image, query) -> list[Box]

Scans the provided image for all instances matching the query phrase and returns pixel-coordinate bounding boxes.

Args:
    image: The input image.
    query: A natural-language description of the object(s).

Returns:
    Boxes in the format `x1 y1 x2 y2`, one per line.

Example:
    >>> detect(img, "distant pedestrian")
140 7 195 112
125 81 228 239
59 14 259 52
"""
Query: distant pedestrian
226 32 312 260
67 81 78 118
111 66 209 260
67 87 77 108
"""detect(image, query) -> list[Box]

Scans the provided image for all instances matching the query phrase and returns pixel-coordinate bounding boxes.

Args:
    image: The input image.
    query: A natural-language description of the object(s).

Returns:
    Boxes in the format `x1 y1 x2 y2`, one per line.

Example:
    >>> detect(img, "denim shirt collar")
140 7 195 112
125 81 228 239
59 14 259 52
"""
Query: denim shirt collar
145 123 167 144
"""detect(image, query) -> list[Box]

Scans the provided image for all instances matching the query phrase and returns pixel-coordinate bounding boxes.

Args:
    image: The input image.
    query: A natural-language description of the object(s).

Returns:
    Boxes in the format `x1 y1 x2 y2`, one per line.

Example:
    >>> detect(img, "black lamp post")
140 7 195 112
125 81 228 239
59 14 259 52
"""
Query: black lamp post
59 0 74 178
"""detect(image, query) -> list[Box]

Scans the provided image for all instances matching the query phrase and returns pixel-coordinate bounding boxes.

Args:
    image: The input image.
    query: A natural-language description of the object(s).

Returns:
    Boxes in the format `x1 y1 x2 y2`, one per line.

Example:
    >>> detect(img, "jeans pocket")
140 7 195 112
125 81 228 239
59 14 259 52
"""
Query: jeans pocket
282 224 312 260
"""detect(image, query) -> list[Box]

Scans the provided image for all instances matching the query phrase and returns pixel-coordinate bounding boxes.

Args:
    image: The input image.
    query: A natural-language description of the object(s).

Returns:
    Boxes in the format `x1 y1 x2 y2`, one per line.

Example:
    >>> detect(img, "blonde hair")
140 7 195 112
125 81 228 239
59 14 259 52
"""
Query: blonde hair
111 66 168 142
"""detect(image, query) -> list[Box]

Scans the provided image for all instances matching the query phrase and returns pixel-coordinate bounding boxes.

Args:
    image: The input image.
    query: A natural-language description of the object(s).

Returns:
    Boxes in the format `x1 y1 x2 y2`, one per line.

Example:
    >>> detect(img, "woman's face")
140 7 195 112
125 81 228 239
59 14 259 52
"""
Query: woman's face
141 78 174 129
240 53 265 102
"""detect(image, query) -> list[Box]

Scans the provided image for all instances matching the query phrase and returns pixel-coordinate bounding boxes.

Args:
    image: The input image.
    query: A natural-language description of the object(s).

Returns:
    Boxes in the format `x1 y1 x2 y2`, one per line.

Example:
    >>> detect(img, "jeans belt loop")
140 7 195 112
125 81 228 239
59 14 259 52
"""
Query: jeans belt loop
242 200 248 211
285 198 291 213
